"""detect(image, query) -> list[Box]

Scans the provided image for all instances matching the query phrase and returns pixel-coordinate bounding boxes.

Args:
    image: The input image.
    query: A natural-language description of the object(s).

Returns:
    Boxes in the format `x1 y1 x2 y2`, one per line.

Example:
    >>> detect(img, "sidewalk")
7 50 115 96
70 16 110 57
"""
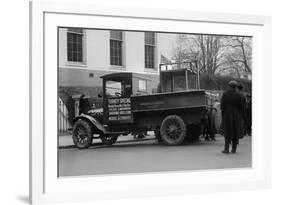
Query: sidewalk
59 132 156 148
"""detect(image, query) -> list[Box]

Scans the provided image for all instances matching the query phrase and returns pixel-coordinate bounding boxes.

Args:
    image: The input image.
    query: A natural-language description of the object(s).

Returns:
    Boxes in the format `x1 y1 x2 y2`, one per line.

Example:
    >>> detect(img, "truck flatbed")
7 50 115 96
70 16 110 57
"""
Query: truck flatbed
131 89 206 113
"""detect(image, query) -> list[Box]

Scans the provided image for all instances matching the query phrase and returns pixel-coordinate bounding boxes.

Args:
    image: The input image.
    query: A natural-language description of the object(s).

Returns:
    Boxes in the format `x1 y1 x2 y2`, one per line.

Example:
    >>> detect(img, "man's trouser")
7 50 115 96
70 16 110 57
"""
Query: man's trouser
224 138 238 152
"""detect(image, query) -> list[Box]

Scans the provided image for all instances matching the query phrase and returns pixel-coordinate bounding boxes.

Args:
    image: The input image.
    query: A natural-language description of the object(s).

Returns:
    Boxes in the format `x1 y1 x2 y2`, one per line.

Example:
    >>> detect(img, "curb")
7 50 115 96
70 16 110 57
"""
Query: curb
59 137 156 149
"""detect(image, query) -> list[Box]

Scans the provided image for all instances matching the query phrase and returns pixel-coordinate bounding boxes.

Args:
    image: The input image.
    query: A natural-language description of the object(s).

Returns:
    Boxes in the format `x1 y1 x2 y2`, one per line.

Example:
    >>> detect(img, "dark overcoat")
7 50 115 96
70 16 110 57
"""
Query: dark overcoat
79 97 90 114
220 89 243 142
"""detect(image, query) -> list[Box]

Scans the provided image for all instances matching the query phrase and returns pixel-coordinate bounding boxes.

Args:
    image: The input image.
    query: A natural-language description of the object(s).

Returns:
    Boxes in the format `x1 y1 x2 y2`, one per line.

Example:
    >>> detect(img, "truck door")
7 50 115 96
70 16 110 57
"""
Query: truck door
104 78 133 124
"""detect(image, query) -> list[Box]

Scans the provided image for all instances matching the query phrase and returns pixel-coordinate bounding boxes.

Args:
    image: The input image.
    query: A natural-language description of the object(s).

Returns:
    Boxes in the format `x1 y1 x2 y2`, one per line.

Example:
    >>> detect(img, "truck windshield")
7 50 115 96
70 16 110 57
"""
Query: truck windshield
105 80 123 97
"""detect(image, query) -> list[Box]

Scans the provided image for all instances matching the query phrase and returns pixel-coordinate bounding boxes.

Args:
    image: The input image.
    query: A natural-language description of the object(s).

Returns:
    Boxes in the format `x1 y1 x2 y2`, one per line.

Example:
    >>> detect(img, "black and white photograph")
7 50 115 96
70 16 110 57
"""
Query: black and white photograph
1 0 279 204
57 28 252 177
1 0 277 204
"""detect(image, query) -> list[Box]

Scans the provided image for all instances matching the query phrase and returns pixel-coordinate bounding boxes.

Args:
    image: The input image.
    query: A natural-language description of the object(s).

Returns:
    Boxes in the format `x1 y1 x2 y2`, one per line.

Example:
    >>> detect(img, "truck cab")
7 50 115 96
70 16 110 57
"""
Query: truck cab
100 72 153 125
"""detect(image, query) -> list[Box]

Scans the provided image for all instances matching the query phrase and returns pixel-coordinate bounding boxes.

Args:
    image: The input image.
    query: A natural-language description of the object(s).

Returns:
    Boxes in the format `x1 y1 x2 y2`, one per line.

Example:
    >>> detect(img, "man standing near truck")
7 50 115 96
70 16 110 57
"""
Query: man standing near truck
245 94 252 136
237 83 247 138
79 94 90 115
220 81 243 154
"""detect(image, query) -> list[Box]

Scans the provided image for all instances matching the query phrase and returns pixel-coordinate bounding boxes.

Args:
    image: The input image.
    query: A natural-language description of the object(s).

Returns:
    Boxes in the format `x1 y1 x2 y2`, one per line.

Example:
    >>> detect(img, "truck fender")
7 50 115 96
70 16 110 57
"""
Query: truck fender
72 114 106 134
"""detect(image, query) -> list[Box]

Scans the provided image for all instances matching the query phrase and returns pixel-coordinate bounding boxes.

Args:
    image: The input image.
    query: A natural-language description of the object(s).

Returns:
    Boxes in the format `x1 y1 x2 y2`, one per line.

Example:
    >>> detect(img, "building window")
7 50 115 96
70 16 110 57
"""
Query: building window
110 31 123 66
145 32 155 69
67 28 83 62
138 79 147 91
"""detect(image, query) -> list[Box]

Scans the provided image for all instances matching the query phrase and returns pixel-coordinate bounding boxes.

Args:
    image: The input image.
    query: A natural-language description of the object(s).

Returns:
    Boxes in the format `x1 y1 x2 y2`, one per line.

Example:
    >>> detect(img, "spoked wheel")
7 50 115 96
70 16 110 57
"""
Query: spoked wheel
160 115 186 145
100 134 118 145
72 120 93 149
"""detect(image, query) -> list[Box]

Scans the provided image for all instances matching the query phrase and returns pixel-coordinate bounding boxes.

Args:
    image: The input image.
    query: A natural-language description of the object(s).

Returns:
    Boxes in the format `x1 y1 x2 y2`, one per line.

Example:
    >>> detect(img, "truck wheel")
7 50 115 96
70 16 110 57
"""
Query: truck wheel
154 130 163 142
72 120 93 149
100 134 118 145
160 115 186 145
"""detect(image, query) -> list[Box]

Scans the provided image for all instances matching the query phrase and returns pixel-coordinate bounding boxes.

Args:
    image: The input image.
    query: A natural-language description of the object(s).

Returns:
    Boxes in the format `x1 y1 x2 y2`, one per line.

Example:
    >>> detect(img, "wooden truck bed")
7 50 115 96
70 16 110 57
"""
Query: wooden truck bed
131 90 207 113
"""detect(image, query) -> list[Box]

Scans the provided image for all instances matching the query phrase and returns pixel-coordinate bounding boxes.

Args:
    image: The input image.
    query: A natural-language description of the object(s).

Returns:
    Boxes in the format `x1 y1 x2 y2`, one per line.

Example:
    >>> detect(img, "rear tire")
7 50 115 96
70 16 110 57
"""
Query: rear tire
160 115 186 145
72 120 93 149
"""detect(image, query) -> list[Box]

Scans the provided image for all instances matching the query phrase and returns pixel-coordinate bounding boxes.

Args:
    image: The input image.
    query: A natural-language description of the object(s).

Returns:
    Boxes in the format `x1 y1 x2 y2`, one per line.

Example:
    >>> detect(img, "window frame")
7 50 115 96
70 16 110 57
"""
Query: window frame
144 32 156 69
110 30 124 67
137 79 147 92
66 28 85 64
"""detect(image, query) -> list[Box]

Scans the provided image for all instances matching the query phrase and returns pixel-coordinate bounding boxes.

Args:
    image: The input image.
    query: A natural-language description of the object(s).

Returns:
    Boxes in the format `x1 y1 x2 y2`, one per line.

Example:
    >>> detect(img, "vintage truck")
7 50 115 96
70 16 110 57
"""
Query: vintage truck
72 61 219 148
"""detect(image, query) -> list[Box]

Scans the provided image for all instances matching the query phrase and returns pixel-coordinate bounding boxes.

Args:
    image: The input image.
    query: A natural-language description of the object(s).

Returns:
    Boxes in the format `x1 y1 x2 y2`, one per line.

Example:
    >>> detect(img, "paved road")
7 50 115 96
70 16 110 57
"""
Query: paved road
58 135 252 177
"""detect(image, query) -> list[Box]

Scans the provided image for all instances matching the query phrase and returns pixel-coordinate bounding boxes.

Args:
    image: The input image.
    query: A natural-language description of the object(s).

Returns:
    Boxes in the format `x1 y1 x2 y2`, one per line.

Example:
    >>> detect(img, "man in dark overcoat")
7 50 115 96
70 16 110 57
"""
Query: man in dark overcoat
237 83 247 137
220 81 243 154
79 94 90 115
245 94 252 135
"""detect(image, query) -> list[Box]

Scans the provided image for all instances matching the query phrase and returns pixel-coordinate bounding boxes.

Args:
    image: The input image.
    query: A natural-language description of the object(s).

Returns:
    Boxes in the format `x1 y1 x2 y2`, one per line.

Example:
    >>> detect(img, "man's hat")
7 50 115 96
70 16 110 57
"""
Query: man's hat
228 80 239 88
237 82 243 90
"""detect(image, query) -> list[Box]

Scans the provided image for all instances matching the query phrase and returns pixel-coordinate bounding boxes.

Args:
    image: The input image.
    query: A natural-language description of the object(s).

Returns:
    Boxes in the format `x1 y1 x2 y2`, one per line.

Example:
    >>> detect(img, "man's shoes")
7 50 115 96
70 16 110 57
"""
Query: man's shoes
231 144 237 153
221 150 229 154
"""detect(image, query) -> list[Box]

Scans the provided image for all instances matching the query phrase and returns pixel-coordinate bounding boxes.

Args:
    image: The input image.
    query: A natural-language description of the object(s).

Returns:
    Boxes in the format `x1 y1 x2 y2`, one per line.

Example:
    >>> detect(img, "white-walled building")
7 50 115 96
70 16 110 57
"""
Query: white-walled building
58 28 176 96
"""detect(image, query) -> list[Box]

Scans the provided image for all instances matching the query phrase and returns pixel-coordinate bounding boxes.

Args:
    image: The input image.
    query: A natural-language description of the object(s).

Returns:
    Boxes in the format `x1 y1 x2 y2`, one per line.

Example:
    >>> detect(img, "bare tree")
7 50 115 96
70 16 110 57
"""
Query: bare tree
173 35 189 64
197 35 224 75
172 34 252 78
223 37 252 76
173 34 224 75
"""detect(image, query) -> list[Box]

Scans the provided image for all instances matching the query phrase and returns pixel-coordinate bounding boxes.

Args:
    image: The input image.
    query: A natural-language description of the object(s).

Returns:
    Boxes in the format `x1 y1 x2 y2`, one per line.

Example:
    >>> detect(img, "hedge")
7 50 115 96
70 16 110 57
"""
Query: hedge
200 74 252 93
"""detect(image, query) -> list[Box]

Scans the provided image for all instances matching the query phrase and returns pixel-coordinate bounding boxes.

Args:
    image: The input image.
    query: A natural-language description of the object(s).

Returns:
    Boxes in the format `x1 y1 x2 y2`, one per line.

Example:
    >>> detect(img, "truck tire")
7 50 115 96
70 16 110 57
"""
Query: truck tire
160 115 186 145
72 120 93 149
100 134 118 145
